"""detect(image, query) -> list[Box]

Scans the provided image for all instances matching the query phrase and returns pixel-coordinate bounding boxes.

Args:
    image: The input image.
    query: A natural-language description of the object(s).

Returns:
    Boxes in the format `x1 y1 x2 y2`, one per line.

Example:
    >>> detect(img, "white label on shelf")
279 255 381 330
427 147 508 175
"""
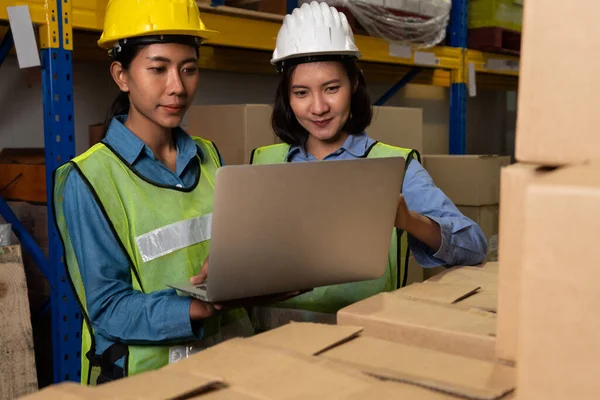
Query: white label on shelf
468 62 477 97
389 44 413 59
487 58 519 72
7 6 40 69
414 51 438 66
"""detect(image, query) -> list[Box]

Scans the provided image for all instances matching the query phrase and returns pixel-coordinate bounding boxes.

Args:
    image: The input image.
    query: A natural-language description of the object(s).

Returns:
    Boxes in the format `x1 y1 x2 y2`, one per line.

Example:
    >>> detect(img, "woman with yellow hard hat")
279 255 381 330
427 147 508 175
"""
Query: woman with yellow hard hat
52 0 252 385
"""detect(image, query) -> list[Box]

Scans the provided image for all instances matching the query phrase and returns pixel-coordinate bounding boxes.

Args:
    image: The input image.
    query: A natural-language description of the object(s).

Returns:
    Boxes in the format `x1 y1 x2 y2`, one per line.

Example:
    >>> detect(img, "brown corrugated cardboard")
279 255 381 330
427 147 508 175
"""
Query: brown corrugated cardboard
397 281 481 304
422 155 511 205
88 123 103 148
337 291 496 361
518 163 600 400
406 255 425 284
252 322 515 400
458 205 499 242
515 1 600 165
186 104 277 165
368 106 425 153
495 163 552 364
0 148 46 203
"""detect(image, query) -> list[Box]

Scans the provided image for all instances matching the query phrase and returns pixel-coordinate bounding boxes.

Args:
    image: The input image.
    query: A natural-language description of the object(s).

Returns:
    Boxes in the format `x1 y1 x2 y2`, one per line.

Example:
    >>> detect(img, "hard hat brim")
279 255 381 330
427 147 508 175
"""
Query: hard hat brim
271 50 362 66
97 28 220 49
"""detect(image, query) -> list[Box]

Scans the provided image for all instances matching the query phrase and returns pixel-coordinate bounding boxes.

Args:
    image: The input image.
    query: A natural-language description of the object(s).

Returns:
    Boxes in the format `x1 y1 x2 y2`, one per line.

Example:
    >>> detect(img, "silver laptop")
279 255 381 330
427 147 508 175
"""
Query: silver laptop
168 156 406 303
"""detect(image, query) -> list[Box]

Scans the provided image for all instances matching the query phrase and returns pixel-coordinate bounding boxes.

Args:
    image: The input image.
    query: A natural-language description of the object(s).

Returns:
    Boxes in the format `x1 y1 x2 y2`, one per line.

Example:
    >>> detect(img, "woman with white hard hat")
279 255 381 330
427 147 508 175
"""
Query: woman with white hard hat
249 1 488 327
52 0 256 385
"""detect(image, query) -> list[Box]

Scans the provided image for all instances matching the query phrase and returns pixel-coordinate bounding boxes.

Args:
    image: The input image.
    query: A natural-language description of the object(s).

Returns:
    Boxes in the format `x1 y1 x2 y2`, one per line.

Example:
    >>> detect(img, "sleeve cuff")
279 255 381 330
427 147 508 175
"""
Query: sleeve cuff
160 295 203 341
408 216 455 268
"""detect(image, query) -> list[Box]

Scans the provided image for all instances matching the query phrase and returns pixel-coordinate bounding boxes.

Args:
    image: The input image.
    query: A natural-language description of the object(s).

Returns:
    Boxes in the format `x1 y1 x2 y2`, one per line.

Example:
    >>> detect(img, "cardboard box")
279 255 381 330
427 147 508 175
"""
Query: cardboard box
495 163 552 364
338 263 498 361
186 104 277 165
458 205 499 242
368 106 425 154
0 148 46 203
23 326 460 399
249 322 515 400
88 123 104 148
422 155 511 206
518 163 600 399
515 1 600 165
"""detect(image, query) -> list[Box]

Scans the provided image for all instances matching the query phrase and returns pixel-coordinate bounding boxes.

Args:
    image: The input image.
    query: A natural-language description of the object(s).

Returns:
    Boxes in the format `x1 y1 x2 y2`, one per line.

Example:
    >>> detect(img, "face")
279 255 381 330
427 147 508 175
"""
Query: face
111 43 199 129
289 61 353 142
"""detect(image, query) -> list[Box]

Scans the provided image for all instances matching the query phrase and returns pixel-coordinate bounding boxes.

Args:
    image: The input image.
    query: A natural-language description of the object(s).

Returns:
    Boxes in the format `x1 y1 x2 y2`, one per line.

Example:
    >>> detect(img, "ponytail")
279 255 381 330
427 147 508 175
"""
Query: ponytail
102 91 130 138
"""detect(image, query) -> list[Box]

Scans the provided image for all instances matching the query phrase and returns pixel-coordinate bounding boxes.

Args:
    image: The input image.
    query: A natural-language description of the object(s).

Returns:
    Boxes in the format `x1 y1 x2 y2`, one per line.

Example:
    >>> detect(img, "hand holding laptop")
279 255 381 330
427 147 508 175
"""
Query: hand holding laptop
186 256 306 308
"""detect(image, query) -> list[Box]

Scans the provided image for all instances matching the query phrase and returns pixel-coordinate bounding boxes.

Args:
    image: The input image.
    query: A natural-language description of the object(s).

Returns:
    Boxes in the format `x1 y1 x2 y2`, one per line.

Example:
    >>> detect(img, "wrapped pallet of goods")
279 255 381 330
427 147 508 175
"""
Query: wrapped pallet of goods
344 0 451 46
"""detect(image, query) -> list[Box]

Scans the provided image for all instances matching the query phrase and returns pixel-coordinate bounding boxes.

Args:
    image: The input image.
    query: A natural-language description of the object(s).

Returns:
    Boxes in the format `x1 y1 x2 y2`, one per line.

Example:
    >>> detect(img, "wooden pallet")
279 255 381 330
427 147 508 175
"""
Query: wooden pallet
468 27 521 56
0 245 38 399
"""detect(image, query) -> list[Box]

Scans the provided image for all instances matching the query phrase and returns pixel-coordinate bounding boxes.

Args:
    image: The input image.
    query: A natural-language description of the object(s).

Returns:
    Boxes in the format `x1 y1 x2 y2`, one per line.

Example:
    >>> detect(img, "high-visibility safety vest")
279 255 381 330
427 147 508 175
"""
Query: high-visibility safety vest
53 136 249 385
249 141 419 329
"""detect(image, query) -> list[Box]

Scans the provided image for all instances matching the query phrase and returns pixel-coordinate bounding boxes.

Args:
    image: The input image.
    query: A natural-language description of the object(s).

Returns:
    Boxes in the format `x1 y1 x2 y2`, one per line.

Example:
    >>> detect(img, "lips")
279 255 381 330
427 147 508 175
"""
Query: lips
312 118 333 128
161 104 184 114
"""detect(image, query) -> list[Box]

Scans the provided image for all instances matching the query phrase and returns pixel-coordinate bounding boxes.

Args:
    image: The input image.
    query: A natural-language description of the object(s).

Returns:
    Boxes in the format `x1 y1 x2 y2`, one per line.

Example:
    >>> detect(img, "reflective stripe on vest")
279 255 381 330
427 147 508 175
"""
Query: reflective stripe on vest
249 141 418 327
53 137 250 384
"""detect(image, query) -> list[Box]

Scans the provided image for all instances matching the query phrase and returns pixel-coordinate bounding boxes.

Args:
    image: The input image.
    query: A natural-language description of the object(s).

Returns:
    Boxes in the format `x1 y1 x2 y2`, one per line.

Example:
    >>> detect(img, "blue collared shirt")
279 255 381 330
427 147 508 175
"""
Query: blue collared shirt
62 116 211 368
287 133 487 267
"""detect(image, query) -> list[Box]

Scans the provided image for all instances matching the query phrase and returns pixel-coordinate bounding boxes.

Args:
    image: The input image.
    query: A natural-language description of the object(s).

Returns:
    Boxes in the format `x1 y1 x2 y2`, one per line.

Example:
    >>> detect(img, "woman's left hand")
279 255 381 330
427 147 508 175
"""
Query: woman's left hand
190 256 209 285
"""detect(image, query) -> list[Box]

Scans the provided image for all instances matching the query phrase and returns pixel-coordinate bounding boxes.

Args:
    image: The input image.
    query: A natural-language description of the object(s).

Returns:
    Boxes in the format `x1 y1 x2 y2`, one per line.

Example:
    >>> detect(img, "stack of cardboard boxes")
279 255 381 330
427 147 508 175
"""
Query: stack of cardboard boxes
494 1 600 399
24 262 514 400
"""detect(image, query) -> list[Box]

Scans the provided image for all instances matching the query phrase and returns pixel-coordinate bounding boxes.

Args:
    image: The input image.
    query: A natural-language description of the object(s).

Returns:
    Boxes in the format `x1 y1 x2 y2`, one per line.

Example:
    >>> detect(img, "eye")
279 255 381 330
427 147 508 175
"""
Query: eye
182 66 198 75
293 90 308 98
325 86 340 93
148 67 166 74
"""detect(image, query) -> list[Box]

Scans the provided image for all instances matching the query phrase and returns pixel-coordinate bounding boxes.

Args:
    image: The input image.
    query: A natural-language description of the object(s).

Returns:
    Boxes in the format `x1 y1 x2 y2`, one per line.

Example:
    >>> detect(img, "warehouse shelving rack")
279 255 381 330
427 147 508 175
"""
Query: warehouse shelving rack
0 0 519 385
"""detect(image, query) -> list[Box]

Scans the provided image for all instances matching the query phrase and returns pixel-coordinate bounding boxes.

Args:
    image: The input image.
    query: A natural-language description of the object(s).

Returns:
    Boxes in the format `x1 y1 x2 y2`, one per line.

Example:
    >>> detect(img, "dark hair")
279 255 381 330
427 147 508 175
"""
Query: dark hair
102 36 200 137
271 58 372 146
102 44 140 137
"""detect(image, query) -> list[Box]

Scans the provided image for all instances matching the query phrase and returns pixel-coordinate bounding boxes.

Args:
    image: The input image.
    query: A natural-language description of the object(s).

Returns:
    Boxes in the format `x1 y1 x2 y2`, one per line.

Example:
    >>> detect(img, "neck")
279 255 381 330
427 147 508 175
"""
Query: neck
305 131 349 161
125 108 175 158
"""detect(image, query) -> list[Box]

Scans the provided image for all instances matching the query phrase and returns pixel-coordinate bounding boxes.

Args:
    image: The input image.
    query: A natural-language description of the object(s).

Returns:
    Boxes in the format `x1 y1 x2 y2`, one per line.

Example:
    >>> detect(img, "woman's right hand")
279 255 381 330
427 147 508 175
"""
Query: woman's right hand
189 298 221 320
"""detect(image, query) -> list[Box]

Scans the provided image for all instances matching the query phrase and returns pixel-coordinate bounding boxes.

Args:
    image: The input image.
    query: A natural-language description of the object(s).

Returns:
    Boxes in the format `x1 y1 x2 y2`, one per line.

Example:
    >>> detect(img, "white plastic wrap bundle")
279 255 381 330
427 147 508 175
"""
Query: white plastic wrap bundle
344 0 452 47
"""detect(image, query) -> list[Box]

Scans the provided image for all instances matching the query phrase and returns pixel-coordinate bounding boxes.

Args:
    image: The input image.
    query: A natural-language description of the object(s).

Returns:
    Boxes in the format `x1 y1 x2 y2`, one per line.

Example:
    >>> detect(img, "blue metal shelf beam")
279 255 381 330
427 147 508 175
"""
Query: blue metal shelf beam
448 0 468 155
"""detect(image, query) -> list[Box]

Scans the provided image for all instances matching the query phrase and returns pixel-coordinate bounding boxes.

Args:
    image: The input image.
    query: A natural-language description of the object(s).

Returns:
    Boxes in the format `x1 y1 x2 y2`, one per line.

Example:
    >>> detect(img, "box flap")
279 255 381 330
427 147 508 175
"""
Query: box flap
426 263 498 291
460 290 498 313
322 336 515 400
350 293 496 336
189 387 262 400
249 322 363 356
168 338 375 399
90 369 222 399
397 282 481 304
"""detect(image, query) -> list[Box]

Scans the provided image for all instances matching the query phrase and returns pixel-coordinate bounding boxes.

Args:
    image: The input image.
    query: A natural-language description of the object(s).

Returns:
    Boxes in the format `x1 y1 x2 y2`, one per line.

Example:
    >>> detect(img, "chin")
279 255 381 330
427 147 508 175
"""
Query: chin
308 128 341 142
158 116 184 129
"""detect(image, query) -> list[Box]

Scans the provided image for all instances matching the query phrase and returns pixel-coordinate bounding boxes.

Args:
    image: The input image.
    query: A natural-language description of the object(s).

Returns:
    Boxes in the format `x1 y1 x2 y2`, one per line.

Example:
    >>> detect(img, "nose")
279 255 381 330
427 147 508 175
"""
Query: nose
310 92 330 116
167 69 185 96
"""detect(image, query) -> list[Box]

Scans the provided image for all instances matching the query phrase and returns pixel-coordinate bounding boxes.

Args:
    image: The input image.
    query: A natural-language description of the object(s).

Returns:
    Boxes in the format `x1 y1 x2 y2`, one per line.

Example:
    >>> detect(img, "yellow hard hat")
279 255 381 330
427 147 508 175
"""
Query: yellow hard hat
97 0 218 49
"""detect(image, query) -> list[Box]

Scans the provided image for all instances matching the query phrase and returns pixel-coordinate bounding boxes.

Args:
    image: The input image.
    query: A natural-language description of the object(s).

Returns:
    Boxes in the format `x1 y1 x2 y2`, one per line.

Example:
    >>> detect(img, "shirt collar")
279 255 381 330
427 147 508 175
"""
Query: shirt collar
103 116 204 170
286 132 372 160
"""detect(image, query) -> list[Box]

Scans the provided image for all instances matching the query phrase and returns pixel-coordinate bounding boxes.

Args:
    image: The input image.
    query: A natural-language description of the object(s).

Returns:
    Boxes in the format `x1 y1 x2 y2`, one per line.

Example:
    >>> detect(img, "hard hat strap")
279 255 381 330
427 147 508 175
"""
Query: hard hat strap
109 34 201 59
276 54 357 73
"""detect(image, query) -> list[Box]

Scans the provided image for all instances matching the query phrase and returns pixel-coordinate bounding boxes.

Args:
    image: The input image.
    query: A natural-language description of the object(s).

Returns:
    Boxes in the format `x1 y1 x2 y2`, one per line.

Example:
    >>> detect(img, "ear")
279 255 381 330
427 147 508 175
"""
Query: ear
110 61 129 93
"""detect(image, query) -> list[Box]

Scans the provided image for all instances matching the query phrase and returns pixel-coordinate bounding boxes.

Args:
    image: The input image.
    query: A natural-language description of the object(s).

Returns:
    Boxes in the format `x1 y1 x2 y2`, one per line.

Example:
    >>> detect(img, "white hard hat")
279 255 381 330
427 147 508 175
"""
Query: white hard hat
271 1 361 69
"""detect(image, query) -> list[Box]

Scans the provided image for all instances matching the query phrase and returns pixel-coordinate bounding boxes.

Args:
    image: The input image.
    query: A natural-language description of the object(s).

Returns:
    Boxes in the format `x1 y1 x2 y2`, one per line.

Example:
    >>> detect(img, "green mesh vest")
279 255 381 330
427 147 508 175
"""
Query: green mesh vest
53 136 247 384
250 141 419 315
